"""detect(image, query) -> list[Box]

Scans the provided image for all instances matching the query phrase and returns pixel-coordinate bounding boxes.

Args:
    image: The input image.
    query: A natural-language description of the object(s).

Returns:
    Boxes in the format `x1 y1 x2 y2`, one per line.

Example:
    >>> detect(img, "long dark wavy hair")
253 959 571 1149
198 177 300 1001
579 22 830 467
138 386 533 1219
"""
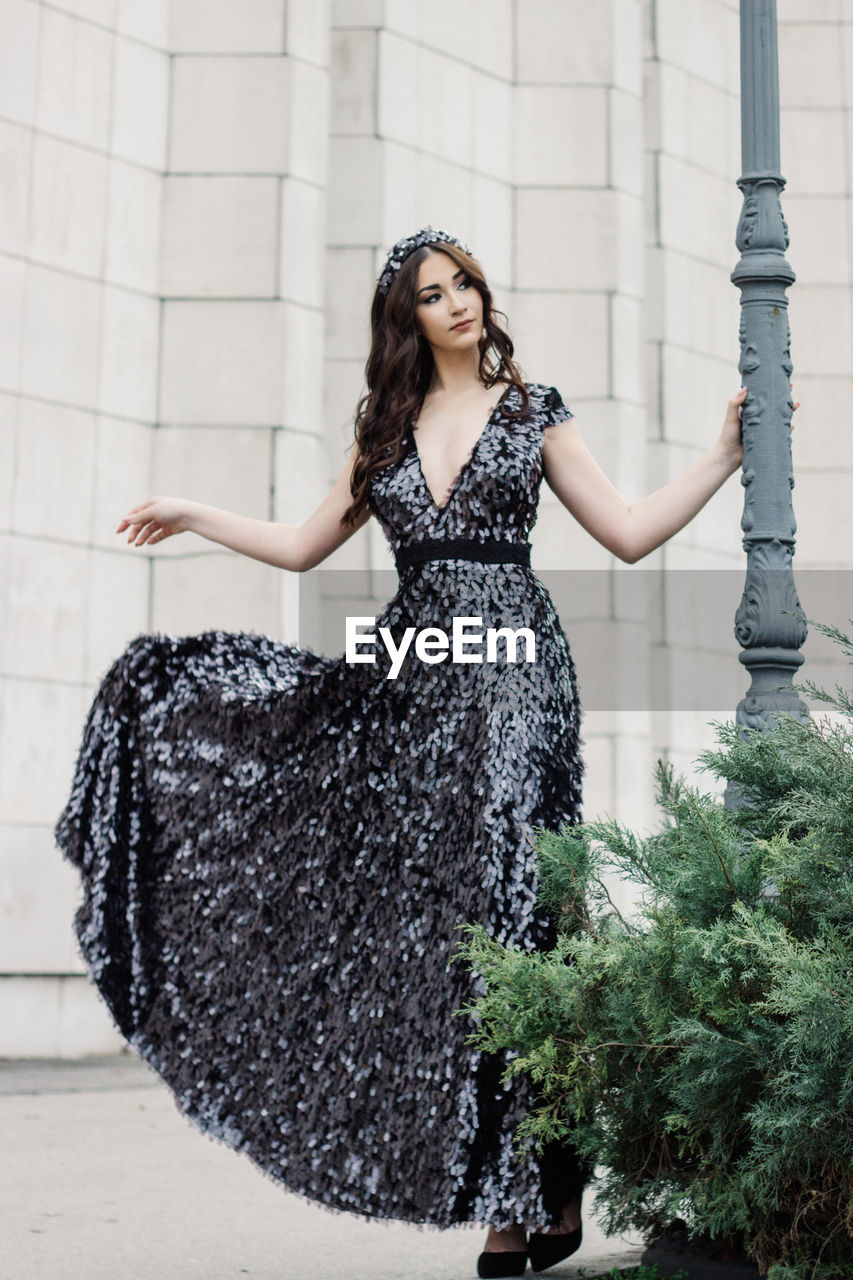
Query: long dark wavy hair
341 241 530 529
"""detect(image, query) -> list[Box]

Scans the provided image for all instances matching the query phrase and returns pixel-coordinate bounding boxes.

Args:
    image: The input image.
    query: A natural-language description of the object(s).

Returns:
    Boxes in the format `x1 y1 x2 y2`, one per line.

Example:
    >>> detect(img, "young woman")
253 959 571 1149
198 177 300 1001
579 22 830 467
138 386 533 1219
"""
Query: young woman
56 227 796 1279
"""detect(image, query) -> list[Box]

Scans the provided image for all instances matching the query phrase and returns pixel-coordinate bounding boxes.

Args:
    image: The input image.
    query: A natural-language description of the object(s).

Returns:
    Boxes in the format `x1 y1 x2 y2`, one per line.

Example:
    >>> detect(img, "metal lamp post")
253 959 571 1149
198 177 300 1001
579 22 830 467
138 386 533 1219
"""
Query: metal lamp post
726 0 809 810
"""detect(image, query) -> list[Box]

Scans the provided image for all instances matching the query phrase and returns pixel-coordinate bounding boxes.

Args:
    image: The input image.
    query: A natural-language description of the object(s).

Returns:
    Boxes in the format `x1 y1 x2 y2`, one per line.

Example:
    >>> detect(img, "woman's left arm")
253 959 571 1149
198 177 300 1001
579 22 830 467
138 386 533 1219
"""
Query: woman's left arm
542 387 798 564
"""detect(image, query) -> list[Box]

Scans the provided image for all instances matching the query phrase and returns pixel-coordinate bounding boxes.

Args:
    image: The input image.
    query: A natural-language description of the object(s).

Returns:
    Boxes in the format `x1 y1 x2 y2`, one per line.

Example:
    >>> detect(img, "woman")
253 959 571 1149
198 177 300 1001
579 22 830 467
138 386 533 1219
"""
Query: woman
56 227 796 1279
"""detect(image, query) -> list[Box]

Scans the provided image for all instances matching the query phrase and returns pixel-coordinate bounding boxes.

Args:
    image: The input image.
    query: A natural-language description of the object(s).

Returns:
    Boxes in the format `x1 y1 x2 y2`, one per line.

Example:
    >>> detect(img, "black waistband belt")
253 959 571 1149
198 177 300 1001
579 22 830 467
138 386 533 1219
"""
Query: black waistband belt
395 537 531 573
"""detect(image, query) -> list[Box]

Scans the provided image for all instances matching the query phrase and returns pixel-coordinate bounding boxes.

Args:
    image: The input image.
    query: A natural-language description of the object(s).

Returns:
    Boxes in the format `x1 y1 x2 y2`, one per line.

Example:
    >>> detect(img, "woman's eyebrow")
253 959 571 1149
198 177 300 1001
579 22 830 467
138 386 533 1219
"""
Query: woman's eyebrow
417 269 465 296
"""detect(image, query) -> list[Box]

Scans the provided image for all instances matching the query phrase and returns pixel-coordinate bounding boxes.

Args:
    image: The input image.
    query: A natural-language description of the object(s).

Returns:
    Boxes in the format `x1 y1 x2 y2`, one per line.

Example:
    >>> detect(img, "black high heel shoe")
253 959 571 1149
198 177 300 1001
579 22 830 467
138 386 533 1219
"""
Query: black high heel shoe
476 1246 528 1278
527 1224 582 1273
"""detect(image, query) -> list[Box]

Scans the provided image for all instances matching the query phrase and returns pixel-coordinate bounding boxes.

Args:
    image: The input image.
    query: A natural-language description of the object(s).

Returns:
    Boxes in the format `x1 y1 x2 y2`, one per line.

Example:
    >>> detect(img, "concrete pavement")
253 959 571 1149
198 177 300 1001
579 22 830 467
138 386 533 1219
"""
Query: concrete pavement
0 1054 645 1280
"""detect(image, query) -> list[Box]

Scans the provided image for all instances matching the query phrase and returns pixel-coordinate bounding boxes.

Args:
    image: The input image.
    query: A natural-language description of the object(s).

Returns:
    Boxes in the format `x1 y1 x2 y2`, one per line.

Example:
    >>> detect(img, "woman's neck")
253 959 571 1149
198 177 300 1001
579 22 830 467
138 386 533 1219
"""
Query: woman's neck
426 347 484 399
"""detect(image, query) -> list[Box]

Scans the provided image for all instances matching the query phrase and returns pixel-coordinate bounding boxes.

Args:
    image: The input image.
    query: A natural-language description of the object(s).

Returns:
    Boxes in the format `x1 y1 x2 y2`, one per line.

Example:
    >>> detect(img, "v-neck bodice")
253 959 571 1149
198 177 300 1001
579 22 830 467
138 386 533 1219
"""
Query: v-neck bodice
408 389 508 513
369 382 573 558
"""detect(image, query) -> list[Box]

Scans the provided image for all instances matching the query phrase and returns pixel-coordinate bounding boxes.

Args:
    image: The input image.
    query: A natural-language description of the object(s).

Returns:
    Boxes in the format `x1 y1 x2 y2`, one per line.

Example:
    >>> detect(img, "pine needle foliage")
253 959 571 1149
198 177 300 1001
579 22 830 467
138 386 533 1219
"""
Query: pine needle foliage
455 619 853 1280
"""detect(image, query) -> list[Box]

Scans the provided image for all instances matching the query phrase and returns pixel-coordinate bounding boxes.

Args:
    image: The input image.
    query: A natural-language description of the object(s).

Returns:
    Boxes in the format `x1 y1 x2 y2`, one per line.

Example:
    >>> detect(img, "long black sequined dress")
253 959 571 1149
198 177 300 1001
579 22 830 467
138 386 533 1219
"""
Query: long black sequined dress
55 381 587 1231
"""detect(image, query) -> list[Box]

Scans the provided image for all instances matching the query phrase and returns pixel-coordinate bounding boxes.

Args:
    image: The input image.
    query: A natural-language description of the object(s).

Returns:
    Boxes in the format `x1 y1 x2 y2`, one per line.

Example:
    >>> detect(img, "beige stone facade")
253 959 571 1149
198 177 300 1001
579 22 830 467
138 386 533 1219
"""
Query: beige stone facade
0 0 849 1054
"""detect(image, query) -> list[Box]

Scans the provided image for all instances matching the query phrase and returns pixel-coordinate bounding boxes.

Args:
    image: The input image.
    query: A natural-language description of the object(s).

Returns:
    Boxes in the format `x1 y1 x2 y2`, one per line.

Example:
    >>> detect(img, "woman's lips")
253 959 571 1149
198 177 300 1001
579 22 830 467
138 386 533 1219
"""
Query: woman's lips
451 319 474 331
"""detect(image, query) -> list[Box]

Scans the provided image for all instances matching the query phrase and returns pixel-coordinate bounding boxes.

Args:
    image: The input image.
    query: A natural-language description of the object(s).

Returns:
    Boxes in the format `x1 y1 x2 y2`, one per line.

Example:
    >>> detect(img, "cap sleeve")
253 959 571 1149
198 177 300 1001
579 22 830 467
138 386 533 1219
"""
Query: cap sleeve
544 385 574 426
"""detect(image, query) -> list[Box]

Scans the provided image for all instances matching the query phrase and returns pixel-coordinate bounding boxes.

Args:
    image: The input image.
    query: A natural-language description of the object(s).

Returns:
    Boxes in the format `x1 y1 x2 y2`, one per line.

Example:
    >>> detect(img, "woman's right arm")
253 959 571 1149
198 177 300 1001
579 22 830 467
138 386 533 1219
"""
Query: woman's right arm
117 444 371 573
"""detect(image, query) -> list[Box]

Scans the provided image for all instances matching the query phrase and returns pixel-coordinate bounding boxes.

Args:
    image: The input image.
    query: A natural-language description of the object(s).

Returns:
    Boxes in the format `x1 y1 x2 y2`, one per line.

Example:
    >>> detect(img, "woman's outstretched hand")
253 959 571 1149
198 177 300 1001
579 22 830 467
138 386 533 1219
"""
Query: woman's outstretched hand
117 498 192 546
719 384 800 468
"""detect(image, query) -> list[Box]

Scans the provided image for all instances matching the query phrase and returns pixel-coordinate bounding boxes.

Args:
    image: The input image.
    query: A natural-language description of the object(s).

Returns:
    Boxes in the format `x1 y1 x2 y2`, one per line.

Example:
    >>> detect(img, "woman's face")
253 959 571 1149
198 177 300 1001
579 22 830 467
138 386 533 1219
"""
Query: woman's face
413 250 483 355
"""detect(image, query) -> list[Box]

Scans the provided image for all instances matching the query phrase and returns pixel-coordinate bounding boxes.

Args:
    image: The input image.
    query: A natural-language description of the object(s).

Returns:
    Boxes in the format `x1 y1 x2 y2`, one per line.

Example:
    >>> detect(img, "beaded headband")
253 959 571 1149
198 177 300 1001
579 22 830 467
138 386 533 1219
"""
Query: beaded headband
376 226 474 297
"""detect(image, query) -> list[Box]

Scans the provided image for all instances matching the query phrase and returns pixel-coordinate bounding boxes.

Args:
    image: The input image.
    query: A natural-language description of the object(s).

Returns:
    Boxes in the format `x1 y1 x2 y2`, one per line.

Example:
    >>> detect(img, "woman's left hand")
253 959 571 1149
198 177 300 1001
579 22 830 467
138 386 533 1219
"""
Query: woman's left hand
720 383 800 467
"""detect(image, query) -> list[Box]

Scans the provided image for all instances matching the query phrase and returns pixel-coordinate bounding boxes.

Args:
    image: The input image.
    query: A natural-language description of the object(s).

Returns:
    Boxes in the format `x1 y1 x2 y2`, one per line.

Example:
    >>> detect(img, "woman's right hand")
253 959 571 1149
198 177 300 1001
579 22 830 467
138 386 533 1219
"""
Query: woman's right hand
117 497 192 546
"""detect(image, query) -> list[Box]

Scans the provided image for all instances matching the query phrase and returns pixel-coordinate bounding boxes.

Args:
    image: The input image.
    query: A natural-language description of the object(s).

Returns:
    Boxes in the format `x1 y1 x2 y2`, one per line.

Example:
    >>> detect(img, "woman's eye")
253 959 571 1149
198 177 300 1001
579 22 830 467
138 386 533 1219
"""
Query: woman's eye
424 292 441 304
458 278 471 290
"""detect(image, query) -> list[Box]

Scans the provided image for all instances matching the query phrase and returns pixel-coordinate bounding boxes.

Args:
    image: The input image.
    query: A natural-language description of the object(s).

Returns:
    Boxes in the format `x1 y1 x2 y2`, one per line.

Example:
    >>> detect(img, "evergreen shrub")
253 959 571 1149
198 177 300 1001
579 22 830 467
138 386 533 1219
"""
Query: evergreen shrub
456 620 853 1280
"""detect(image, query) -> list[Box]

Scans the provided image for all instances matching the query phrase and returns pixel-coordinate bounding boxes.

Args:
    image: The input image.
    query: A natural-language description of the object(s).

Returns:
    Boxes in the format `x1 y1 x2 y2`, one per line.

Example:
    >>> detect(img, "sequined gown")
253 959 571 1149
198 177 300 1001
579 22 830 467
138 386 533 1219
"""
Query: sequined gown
55 381 586 1231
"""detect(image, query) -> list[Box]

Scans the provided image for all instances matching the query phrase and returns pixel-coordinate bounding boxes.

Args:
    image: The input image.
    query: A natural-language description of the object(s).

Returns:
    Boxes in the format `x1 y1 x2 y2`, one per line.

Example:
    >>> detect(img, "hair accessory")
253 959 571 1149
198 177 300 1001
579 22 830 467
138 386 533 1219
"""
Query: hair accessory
376 226 473 297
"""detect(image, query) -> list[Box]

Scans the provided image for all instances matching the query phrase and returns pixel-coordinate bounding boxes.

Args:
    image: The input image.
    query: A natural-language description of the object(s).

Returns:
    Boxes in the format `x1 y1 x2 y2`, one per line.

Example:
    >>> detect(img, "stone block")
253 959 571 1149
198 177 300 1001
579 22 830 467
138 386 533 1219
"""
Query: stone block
779 0 842 21
281 180 327 308
654 0 739 94
575 729 614 826
609 87 644 196
516 189 644 296
510 290 610 401
661 343 738 452
611 293 645 405
116 0 170 47
570 616 653 712
333 0 386 26
516 0 614 85
92 417 151 550
0 121 32 257
613 729 656 827
326 137 383 244
3 537 88 682
36 7 113 150
0 256 25 397
98 285 159 423
844 24 853 108
111 36 170 171
170 56 290 175
411 153 473 250
657 155 742 265
288 58 330 185
376 31 419 149
0 825 84 973
791 469 853 565
85 549 150 683
657 554 745 655
0 978 61 1057
379 142 419 244
104 159 162 294
782 195 849 286
513 87 608 188
287 0 331 66
471 72 512 185
650 64 737 176
331 29 378 136
0 0 39 128
32 129 110 281
12 399 96 544
0 679 90 824
49 0 115 21
169 0 286 53
645 245 740 361
324 247 375 360
466 0 514 80
282 303 326 430
58 976 127 1057
20 264 101 409
792 285 853 377
151 426 273 547
160 300 287 427
0 394 15 529
780 375 853 470
532 489 615 572
160 176 280 298
781 107 846 195
470 176 512 289
416 46 473 168
151 551 283 637
273 429 329 529
613 0 643 97
324 359 365 439
779 22 844 107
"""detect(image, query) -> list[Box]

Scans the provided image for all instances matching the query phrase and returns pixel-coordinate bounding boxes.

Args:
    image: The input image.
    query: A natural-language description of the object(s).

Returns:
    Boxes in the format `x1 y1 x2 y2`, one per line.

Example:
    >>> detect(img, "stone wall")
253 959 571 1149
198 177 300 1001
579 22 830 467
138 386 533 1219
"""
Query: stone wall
0 0 848 1055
